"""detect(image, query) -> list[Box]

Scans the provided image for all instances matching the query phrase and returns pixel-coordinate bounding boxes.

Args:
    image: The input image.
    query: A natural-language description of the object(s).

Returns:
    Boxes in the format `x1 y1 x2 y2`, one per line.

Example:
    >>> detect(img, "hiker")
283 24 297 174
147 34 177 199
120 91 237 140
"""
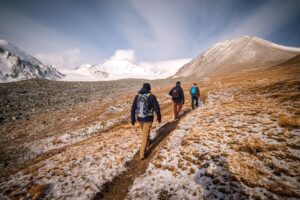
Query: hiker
190 83 200 109
131 83 161 160
169 81 185 119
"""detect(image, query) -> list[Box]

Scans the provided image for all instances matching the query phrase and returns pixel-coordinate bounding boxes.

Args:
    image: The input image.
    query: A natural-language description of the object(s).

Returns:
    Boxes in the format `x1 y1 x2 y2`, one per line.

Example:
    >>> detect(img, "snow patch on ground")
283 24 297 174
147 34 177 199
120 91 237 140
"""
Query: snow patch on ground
0 126 141 199
25 114 129 157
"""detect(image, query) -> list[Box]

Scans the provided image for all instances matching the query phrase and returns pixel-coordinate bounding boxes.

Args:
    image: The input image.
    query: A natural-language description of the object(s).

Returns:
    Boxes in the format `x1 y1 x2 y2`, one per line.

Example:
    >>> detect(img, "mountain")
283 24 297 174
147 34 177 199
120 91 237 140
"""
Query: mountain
175 36 300 79
60 62 147 81
61 59 189 81
0 39 64 82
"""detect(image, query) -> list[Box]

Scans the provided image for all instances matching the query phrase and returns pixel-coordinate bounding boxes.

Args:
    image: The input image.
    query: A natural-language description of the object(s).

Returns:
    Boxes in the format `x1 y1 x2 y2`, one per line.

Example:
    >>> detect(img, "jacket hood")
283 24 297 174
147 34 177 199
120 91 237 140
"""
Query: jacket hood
138 87 151 94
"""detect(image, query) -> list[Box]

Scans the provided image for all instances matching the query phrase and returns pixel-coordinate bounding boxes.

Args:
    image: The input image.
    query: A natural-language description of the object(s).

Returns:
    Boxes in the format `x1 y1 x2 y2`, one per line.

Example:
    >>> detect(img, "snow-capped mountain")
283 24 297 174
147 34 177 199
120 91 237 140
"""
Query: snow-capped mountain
0 39 64 82
0 38 189 82
102 60 146 75
175 36 300 79
61 58 190 81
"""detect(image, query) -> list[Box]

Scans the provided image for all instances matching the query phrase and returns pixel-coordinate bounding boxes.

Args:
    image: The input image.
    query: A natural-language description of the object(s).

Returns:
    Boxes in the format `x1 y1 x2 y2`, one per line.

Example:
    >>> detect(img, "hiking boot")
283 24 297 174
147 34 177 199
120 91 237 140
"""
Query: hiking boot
140 156 146 160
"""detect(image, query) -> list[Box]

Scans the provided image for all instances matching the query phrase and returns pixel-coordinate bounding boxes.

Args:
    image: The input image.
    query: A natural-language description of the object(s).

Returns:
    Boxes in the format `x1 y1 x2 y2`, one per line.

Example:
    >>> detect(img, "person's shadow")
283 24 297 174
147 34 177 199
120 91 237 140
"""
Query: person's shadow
146 109 192 156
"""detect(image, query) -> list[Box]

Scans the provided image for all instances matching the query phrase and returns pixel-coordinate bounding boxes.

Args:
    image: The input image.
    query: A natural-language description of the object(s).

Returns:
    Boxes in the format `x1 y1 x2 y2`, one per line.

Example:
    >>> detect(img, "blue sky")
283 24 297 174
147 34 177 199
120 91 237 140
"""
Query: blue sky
0 0 300 68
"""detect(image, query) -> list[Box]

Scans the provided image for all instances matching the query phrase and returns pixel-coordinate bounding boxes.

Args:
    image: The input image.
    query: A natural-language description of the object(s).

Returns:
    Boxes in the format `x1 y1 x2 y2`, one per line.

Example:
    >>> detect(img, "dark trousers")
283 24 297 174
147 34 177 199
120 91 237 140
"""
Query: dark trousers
191 96 199 109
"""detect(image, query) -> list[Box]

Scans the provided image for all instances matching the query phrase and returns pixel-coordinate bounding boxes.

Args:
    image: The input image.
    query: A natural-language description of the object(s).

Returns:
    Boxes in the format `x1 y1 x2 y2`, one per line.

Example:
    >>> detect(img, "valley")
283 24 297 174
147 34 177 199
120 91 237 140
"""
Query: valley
0 36 299 200
0 58 299 199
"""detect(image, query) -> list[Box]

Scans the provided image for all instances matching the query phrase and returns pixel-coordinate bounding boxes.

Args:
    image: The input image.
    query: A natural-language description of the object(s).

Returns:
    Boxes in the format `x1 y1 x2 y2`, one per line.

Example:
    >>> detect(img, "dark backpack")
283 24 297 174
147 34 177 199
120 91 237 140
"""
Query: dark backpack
136 93 153 118
172 87 180 99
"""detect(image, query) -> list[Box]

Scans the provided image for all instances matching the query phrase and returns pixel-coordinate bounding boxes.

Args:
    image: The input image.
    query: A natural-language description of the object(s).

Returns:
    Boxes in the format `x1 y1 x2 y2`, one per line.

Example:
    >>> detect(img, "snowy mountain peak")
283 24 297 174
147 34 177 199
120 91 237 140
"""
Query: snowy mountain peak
60 56 191 81
0 39 64 82
175 36 300 79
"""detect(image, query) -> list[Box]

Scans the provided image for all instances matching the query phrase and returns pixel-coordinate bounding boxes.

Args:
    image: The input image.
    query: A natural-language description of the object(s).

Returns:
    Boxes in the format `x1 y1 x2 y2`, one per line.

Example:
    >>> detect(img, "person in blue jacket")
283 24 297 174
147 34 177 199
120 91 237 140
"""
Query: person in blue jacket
190 83 200 109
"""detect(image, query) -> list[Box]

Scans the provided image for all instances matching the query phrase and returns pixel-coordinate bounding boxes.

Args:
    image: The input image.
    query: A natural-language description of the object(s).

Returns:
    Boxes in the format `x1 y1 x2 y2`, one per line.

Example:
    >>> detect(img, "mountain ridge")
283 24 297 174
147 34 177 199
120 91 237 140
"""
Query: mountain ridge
175 35 300 79
1 36 299 82
0 38 64 82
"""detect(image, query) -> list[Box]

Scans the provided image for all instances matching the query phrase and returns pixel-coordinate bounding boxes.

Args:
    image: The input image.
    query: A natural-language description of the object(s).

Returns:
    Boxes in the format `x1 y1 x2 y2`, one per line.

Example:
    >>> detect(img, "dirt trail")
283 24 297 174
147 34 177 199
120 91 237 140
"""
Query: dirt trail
93 109 192 200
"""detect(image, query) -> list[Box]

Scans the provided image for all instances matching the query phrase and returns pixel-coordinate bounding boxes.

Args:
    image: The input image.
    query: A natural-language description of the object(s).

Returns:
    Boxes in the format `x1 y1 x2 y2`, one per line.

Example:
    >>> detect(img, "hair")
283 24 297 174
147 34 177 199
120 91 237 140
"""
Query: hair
143 83 151 91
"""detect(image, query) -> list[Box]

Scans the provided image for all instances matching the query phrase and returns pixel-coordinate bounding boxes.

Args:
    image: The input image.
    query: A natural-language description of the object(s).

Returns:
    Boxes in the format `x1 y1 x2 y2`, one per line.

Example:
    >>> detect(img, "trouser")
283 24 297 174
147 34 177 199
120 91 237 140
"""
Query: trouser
173 102 183 119
191 96 199 109
138 122 152 159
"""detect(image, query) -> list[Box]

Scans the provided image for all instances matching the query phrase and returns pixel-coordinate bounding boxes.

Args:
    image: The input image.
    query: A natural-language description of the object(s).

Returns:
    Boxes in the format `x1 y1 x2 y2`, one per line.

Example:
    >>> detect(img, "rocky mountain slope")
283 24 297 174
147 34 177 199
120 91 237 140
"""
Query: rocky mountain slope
175 36 300 79
0 39 64 82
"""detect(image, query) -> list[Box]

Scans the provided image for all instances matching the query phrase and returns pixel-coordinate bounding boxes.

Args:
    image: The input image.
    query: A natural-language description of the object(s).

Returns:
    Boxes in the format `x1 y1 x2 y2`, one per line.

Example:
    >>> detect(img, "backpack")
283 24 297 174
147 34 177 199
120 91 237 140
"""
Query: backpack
136 93 153 118
172 87 180 99
191 87 196 95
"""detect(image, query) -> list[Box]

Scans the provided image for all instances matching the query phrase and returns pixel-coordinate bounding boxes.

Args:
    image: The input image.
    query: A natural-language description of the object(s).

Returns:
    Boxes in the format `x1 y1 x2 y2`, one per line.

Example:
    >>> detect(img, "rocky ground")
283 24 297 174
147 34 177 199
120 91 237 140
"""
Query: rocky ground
0 78 148 123
0 78 180 199
0 60 299 199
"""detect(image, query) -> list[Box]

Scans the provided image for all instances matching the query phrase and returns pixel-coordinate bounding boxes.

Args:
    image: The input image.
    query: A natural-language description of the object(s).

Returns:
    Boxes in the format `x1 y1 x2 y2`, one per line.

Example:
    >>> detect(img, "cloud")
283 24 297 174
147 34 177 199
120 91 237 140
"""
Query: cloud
35 48 81 68
110 49 135 62
217 0 300 41
0 6 106 67
197 0 300 50
140 58 191 74
105 49 191 75
111 0 195 61
1 0 299 69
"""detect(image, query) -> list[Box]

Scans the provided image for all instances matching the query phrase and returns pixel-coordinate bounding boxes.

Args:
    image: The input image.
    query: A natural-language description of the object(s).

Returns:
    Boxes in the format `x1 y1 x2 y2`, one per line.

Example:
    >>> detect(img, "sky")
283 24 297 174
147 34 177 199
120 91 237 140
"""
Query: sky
0 0 300 69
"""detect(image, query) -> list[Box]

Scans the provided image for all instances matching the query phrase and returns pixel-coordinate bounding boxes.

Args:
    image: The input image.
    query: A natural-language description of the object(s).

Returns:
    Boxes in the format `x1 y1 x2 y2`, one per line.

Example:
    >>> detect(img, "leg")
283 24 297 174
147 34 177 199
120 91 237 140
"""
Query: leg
139 122 144 131
178 103 183 117
139 122 145 159
173 102 178 119
140 122 152 159
195 97 199 107
191 96 195 109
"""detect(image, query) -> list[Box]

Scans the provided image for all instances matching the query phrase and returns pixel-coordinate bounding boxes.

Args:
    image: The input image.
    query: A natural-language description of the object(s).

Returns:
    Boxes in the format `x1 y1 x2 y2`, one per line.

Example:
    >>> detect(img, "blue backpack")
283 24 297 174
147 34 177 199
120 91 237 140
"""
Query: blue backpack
191 87 196 95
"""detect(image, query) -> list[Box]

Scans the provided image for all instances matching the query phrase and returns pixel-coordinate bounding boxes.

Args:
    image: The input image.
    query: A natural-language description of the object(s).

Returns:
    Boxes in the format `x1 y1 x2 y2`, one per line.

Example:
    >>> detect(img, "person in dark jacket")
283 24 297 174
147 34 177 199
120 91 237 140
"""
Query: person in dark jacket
190 83 200 109
131 83 161 160
169 81 184 119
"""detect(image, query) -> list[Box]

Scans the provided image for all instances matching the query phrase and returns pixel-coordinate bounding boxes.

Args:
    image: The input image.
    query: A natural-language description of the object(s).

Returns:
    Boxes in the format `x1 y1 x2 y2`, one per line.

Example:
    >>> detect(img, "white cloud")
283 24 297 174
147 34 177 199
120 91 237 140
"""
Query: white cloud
140 58 191 75
200 0 300 50
112 0 194 61
35 48 81 69
109 49 135 62
104 49 191 76
0 7 106 68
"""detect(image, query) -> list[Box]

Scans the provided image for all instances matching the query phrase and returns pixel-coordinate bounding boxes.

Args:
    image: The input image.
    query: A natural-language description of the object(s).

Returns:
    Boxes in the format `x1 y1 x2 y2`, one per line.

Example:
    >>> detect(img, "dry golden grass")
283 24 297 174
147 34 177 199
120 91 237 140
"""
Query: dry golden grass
28 184 48 200
234 138 264 155
279 115 300 128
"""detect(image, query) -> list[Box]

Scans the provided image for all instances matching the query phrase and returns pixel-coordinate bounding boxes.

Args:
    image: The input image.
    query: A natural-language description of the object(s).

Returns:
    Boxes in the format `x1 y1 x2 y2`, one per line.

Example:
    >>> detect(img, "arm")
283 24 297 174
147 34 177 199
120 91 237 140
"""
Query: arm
169 87 174 96
131 95 138 125
197 87 200 97
180 88 185 104
151 96 161 123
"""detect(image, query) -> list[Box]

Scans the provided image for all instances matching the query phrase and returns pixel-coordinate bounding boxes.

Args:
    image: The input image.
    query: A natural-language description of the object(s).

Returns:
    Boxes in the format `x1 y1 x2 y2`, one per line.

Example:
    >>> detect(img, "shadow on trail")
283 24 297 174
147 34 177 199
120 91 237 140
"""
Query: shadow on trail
147 108 192 156
93 108 192 200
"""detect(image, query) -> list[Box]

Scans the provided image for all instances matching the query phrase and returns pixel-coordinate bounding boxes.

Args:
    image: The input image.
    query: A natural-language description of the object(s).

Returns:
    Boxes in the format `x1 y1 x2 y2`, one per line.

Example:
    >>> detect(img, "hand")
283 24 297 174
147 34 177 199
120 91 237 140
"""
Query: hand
157 119 161 123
